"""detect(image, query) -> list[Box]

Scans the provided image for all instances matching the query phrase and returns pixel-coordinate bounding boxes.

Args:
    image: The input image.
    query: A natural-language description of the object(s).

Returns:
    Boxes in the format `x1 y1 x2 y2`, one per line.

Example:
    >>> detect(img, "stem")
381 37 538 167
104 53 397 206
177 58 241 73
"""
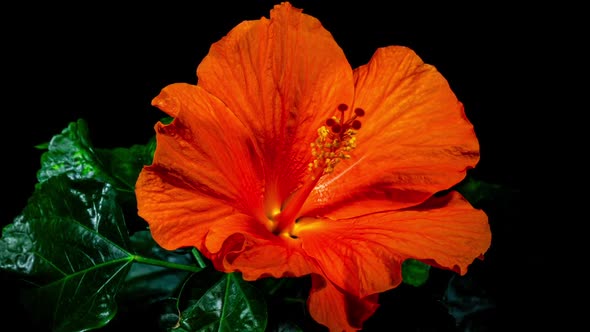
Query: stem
191 248 207 268
133 255 203 273
268 278 288 296
283 297 306 305
176 271 199 312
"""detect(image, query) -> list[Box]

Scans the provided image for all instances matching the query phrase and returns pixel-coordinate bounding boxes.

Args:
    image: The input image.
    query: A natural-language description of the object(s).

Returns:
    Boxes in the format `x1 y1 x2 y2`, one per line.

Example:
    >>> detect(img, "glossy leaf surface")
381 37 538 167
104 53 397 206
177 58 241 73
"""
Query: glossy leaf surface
174 273 267 332
0 175 133 332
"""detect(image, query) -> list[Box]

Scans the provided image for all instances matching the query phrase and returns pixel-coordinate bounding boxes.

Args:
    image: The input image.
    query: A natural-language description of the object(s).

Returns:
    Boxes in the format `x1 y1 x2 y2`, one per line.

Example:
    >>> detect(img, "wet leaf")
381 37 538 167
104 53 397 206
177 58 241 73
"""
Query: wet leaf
95 137 156 193
110 231 196 331
36 119 154 199
173 273 267 332
0 175 133 332
121 230 194 302
37 119 111 184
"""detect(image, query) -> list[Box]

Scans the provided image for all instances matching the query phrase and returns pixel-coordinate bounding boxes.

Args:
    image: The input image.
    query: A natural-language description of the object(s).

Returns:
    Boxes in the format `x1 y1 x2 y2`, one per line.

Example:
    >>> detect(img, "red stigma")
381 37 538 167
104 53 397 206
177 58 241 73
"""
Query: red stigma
351 120 362 130
325 103 366 135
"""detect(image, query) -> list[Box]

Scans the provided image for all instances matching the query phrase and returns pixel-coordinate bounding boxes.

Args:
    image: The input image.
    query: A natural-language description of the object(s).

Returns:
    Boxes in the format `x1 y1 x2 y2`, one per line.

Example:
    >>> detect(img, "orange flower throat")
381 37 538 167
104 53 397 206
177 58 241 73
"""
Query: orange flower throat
273 104 365 236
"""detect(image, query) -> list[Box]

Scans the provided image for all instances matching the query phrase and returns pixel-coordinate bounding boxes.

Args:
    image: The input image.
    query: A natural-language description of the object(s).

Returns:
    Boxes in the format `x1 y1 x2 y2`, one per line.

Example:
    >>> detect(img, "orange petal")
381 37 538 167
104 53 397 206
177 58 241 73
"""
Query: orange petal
203 214 315 280
297 191 490 298
196 2 354 206
302 46 480 219
307 274 379 332
136 83 265 250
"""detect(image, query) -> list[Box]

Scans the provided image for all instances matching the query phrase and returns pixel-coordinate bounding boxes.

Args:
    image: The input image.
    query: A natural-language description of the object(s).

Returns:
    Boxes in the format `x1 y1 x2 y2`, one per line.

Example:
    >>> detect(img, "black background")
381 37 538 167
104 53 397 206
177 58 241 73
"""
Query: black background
2 1 532 331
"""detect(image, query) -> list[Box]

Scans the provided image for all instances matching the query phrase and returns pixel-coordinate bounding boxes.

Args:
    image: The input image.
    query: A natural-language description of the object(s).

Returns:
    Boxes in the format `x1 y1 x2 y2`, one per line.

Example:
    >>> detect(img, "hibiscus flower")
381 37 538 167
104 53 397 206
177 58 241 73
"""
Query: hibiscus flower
135 2 491 331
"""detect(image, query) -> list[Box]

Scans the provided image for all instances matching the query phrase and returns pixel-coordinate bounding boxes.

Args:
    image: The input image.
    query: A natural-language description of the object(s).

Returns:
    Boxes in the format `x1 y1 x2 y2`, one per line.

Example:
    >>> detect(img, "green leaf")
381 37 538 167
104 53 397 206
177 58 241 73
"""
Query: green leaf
160 116 174 125
254 276 315 332
453 173 517 207
36 119 154 198
95 136 156 192
37 119 111 184
401 259 431 287
0 175 134 332
120 230 194 303
174 273 267 332
112 230 196 330
34 141 49 150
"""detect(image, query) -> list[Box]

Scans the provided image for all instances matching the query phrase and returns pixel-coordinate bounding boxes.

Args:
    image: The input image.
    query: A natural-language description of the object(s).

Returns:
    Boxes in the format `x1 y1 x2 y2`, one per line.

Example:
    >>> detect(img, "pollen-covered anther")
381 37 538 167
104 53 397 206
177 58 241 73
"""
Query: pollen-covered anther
309 104 366 177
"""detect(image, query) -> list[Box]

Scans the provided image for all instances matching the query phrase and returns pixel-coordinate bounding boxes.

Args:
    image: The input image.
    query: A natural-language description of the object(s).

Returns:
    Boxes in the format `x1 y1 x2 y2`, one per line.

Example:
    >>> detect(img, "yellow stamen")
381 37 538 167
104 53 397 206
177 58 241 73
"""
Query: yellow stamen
273 104 365 236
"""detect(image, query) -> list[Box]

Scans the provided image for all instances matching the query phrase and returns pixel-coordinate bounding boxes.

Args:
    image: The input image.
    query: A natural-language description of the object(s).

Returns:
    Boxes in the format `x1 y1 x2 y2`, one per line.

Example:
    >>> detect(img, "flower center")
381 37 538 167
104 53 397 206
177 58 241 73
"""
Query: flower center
273 103 364 237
